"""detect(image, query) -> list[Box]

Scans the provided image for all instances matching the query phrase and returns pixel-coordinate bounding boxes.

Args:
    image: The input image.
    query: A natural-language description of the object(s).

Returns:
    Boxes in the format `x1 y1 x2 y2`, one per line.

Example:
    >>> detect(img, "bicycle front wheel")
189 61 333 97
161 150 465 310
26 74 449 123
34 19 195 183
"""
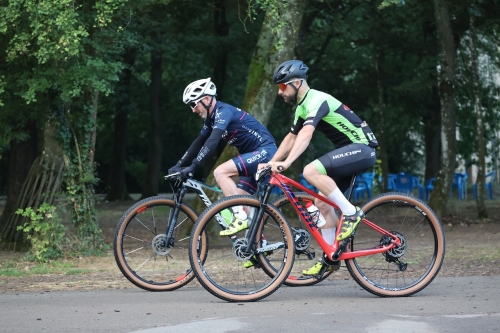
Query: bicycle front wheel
114 196 202 291
270 192 334 286
189 195 295 302
345 192 445 297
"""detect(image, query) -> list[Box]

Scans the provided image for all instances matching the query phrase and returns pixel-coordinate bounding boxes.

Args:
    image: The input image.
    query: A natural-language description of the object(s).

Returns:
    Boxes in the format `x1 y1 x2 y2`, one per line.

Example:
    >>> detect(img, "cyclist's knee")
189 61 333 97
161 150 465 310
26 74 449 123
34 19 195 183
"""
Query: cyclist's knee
303 163 322 180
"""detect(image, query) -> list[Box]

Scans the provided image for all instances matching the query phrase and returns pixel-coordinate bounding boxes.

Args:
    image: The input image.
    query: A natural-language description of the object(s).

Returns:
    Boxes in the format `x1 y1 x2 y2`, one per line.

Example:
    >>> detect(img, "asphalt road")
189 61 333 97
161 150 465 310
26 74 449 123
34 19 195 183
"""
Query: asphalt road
1 275 499 333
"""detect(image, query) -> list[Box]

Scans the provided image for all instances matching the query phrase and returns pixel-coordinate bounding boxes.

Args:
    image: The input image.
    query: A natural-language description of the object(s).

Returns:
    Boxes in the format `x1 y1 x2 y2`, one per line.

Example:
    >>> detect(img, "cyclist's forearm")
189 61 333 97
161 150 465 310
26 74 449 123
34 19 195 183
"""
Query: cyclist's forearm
270 133 296 162
283 126 313 166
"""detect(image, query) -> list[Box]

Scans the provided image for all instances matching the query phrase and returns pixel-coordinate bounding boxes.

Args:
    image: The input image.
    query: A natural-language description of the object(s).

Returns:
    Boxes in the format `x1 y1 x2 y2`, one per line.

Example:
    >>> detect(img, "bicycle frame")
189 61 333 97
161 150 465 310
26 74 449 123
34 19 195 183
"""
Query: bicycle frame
163 176 229 246
263 172 402 262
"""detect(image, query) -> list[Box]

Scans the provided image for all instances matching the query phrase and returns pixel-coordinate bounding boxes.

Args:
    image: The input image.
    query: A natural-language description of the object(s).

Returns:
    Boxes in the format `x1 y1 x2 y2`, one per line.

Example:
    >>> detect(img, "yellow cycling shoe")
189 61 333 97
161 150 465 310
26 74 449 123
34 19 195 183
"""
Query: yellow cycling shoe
219 217 249 236
302 260 340 276
337 206 365 241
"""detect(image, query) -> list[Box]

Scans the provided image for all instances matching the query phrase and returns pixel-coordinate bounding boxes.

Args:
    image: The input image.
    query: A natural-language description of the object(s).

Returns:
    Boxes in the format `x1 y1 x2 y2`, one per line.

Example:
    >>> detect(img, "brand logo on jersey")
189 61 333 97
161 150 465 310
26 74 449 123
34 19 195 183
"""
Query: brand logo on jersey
247 149 268 163
242 125 263 142
336 121 361 141
215 110 223 119
331 149 361 160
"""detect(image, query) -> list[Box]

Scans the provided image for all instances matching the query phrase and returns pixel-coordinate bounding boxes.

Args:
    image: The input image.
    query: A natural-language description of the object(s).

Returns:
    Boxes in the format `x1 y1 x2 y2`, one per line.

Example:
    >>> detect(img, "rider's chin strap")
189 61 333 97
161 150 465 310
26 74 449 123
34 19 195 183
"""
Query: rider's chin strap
200 95 215 113
290 80 303 104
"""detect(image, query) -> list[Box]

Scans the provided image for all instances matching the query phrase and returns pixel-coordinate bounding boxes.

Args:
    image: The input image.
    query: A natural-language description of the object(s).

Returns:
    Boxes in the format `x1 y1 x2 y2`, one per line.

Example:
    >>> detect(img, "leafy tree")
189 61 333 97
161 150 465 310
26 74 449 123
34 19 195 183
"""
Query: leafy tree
0 0 139 249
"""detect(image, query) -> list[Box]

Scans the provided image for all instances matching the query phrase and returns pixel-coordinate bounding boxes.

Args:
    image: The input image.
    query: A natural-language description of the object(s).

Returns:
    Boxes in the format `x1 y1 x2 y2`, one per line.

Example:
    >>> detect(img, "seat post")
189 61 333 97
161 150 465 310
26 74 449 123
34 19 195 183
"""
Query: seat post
346 174 358 202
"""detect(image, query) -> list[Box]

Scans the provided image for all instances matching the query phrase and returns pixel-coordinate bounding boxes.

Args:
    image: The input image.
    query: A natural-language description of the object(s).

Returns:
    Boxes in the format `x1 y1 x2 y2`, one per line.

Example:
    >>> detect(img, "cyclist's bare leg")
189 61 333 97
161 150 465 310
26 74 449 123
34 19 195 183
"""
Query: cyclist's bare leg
214 160 251 216
303 163 356 215
315 194 338 229
214 160 241 196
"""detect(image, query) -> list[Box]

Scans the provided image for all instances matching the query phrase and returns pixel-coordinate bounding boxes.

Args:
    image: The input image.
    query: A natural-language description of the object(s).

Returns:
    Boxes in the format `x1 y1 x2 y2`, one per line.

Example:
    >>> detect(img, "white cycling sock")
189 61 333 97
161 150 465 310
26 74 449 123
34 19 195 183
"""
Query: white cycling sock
321 227 336 245
232 206 247 220
327 188 356 215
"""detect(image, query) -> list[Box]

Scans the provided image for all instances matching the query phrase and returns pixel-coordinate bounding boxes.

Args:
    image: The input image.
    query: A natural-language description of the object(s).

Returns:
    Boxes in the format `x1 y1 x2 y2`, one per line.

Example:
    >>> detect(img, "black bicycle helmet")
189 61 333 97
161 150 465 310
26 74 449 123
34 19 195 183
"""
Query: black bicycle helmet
273 60 309 84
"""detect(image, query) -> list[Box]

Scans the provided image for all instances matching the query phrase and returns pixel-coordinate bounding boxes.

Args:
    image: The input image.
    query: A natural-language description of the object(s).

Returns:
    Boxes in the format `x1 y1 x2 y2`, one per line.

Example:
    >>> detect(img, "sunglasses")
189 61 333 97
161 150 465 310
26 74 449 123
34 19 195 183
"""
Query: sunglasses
278 79 301 91
188 97 204 109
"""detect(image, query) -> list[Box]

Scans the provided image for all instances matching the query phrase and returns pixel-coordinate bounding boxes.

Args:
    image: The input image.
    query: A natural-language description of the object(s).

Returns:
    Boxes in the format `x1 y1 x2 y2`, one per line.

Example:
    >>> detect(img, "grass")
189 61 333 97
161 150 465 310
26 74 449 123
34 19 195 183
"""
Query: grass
0 251 118 277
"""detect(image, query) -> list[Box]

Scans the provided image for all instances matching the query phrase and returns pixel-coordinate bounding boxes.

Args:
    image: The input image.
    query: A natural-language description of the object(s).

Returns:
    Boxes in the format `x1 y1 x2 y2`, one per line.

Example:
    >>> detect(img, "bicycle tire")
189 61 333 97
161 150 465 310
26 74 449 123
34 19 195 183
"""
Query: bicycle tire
345 192 445 297
269 192 335 286
189 195 295 302
114 195 205 291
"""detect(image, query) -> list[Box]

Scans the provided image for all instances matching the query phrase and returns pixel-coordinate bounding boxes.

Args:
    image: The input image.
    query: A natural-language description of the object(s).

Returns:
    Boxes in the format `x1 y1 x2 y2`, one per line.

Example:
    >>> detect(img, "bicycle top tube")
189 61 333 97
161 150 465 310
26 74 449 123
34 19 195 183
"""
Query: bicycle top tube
268 173 340 210
189 179 223 193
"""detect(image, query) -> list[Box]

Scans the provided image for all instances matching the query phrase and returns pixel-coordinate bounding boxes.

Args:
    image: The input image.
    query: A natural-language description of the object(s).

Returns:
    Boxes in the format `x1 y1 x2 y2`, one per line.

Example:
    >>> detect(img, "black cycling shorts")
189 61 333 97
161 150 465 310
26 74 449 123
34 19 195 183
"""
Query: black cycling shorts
313 143 376 192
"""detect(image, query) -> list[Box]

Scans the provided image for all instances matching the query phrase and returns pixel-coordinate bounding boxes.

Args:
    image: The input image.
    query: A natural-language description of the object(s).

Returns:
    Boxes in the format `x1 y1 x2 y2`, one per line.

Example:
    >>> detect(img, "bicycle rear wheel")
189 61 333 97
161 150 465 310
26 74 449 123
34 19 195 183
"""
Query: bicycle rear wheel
114 196 203 291
269 192 334 286
189 195 295 302
345 192 445 297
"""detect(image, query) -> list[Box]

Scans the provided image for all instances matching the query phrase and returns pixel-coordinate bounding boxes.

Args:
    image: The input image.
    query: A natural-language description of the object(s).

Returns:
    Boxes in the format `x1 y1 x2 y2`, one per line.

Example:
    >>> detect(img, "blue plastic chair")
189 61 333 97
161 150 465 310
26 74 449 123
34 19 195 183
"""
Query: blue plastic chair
379 174 397 191
352 172 375 201
393 173 414 195
412 176 425 200
474 170 495 200
451 173 468 200
424 178 436 201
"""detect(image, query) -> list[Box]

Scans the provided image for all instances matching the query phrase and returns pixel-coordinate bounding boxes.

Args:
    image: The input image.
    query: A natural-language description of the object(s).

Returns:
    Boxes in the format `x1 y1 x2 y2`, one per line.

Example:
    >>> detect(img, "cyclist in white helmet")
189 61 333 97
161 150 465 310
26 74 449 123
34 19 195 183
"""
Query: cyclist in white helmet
168 78 277 233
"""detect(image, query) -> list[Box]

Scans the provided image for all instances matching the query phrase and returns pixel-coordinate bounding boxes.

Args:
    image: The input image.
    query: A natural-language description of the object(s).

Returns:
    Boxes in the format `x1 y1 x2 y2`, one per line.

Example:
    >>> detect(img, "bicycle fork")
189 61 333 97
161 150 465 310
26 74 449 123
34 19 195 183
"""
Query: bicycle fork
163 186 188 249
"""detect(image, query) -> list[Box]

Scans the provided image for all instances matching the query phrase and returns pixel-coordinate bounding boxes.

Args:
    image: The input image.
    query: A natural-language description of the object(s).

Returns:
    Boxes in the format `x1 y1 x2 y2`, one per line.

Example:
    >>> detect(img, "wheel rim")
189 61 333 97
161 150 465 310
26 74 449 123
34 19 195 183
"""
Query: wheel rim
191 197 294 300
347 195 444 295
115 199 197 290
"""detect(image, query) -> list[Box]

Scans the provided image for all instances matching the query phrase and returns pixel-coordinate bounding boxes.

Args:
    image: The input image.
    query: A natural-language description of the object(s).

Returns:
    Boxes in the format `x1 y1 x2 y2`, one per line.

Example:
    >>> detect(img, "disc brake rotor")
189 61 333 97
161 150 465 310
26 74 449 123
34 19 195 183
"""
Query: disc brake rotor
152 234 172 255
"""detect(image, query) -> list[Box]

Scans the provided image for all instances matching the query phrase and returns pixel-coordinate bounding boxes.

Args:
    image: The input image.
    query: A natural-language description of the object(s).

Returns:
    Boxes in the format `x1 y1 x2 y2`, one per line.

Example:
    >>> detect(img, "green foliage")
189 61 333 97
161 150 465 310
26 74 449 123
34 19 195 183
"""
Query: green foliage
16 203 67 262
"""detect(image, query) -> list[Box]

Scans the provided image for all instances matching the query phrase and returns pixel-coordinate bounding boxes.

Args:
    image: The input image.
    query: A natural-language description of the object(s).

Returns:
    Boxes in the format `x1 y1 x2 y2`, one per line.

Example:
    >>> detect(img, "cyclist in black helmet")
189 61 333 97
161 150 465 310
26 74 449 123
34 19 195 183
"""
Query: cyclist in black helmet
261 59 379 276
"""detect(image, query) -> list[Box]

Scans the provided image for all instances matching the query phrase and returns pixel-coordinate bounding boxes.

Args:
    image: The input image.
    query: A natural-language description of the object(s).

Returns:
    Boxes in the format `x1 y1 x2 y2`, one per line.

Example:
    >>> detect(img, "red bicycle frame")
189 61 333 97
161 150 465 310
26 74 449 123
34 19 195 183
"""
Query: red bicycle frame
268 172 401 262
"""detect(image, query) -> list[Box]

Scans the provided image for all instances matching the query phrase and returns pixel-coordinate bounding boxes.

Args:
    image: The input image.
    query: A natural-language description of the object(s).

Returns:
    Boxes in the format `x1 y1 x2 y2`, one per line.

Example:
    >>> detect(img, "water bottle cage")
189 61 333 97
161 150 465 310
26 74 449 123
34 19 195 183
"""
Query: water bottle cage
309 210 320 224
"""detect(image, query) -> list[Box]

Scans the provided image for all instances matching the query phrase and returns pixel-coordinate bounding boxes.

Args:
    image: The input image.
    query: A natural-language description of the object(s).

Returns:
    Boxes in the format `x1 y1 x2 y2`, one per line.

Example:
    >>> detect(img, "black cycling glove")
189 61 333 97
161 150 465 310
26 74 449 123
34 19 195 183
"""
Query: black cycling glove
180 164 197 179
168 163 182 175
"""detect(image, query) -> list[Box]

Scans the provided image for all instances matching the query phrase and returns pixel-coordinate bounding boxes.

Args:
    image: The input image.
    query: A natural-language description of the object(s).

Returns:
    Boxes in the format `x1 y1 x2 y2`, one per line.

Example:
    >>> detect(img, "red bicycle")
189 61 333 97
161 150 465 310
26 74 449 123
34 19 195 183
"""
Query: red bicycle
188 166 446 302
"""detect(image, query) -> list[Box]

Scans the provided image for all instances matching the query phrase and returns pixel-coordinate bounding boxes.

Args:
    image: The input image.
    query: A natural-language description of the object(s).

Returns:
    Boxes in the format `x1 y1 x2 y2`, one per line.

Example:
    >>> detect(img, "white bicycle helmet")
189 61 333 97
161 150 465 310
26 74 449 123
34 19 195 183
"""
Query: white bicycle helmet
182 78 217 104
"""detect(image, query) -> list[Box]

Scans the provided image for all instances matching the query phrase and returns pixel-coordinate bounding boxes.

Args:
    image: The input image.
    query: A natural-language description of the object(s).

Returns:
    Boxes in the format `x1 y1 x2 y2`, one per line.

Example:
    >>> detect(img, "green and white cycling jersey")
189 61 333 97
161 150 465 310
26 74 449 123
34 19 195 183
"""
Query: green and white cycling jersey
291 88 372 148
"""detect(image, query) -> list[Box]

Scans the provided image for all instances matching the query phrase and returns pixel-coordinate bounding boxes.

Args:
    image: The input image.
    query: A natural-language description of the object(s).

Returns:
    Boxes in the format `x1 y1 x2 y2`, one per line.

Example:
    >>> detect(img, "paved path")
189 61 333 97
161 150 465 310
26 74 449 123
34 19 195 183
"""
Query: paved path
1 275 499 332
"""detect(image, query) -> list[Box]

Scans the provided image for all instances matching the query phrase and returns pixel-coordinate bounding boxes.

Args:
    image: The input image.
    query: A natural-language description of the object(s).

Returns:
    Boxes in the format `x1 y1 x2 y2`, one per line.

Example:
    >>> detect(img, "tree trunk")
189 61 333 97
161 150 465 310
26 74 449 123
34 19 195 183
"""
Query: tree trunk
192 0 308 212
0 121 38 243
1 120 64 247
106 52 135 202
469 10 487 218
141 49 163 199
423 86 441 181
428 0 457 218
203 0 230 180
375 60 389 192
371 3 387 193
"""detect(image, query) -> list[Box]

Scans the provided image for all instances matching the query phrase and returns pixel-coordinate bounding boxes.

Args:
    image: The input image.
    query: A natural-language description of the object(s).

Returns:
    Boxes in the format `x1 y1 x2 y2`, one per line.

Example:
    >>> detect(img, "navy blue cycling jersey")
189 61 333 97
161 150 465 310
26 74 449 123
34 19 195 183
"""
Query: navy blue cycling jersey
200 101 275 153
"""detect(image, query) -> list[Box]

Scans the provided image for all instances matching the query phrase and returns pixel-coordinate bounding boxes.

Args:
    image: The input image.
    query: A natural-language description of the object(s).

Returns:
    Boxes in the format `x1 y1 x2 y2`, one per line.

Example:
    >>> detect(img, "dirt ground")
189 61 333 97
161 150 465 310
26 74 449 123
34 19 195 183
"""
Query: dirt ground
0 197 499 294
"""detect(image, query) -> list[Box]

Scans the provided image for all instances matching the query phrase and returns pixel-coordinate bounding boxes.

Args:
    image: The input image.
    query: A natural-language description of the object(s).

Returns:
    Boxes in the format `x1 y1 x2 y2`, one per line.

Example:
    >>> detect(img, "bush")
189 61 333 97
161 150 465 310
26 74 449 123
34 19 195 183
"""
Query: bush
16 203 67 262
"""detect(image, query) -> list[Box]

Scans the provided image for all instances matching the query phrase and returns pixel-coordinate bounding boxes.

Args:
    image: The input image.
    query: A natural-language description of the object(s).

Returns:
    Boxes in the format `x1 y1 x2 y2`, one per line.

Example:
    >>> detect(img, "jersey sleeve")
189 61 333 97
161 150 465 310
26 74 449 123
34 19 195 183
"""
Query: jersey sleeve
192 128 225 167
303 100 330 127
290 117 304 135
